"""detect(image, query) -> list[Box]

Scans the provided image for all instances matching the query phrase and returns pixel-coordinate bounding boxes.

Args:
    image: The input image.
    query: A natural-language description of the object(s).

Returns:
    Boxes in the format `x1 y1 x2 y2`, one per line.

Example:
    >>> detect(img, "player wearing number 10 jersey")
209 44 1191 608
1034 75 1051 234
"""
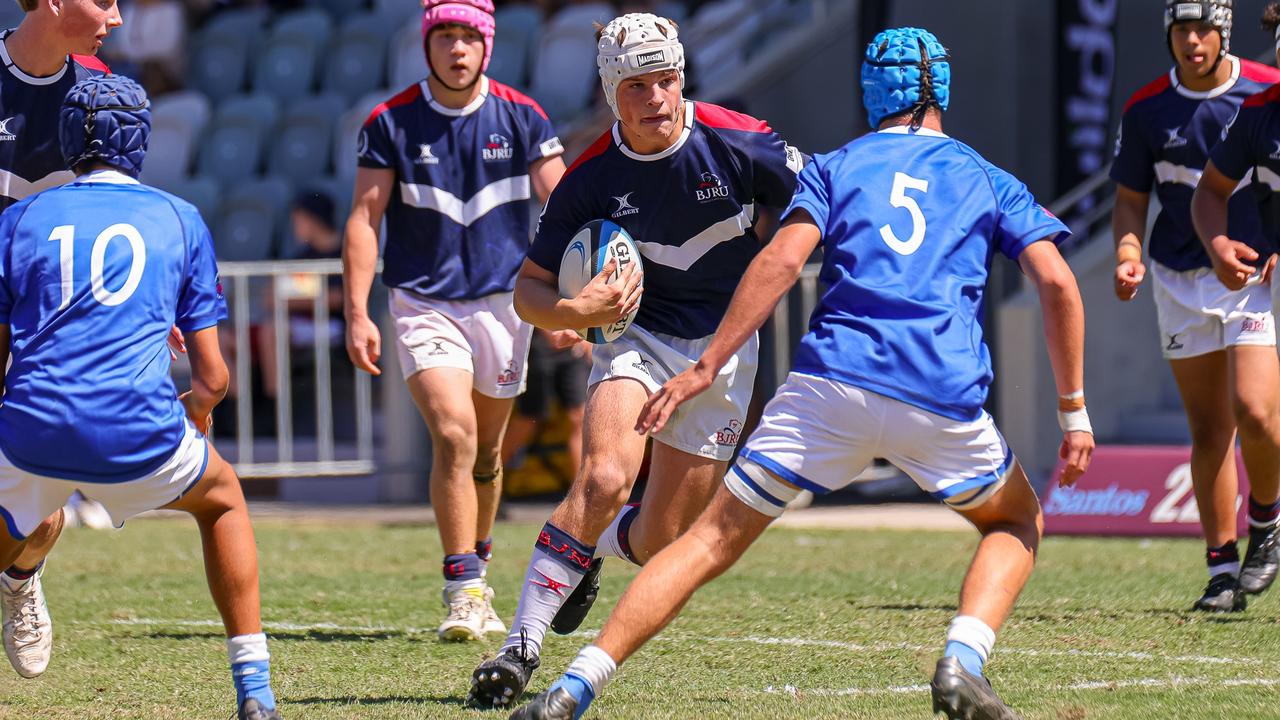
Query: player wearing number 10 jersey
0 76 282 720
510 28 1092 720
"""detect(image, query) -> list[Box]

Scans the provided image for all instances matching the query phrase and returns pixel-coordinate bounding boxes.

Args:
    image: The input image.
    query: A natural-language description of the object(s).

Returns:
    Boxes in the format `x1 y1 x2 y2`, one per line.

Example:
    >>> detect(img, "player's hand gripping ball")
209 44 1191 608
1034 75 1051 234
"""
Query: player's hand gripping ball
558 220 643 343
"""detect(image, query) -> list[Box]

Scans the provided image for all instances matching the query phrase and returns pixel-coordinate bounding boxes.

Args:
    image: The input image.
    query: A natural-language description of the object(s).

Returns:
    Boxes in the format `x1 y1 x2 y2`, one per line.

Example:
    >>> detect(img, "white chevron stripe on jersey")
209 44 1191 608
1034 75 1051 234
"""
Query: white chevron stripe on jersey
399 175 531 226
1256 166 1280 192
0 168 74 202
1154 161 1252 193
635 203 755 271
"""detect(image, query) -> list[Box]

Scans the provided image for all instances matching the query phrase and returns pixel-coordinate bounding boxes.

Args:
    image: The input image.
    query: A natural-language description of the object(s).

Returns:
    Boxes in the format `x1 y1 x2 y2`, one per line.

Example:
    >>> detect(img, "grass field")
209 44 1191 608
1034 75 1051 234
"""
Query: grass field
3 516 1280 719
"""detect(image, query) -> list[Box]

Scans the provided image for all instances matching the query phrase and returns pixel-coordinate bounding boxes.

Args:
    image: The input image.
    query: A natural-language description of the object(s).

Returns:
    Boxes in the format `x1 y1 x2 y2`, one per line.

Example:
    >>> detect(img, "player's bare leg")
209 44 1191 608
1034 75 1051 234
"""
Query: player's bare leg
1170 352 1247 610
406 366 490 641
472 389 515 635
163 444 280 719
0 508 61 677
470 379 647 708
1228 346 1280 594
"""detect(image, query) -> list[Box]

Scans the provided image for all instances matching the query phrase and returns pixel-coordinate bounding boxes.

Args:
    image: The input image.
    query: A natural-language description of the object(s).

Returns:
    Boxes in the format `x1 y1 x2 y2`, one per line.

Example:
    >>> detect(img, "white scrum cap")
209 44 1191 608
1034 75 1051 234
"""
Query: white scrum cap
596 13 685 120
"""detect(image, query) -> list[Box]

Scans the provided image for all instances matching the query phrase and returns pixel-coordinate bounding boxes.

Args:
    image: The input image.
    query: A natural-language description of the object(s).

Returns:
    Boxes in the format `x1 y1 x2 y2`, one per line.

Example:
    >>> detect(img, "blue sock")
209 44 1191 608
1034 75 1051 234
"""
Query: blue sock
232 660 276 710
944 640 985 677
548 673 595 720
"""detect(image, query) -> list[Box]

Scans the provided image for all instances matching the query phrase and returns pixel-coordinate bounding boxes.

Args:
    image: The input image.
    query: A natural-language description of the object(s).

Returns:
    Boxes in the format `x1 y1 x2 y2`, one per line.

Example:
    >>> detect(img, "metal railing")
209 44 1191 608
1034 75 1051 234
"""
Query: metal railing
216 258 375 478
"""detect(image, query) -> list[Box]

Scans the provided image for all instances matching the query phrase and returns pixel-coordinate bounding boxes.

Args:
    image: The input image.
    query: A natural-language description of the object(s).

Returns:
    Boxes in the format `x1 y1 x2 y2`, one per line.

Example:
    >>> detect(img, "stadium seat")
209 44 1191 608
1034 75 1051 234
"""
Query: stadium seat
388 19 427 90
310 0 368 22
139 91 212 187
271 8 334 43
214 176 293 261
653 0 688 23
159 175 223 224
487 4 542 88
372 0 419 26
0 2 25 32
189 33 251 103
196 93 280 187
529 3 612 121
252 35 323 102
322 14 391 102
333 88 388 180
269 94 345 187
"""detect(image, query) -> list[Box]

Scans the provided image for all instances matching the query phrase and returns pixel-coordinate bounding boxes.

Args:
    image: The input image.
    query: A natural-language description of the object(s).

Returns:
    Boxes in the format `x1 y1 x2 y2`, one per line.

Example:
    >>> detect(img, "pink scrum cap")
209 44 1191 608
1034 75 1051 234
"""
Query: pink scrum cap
422 0 496 73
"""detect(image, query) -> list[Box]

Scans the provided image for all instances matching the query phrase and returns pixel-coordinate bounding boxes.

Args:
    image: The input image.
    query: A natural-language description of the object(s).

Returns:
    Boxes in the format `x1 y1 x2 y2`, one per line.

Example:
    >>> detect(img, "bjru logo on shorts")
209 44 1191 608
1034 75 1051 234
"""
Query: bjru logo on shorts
695 171 730 202
497 361 520 386
1242 317 1270 333
482 133 513 162
715 419 742 446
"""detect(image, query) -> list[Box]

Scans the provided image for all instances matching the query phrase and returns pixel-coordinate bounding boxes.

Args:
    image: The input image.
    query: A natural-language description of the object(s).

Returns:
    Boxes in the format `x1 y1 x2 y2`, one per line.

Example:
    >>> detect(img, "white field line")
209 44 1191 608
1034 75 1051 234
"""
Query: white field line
766 676 1280 697
100 618 1263 668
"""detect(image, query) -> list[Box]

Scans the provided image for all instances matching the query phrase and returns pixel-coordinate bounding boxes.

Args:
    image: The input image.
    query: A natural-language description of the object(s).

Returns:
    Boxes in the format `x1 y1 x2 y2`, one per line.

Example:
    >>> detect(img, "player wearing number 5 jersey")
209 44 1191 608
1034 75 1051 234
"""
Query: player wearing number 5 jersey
0 77 281 720
510 28 1092 720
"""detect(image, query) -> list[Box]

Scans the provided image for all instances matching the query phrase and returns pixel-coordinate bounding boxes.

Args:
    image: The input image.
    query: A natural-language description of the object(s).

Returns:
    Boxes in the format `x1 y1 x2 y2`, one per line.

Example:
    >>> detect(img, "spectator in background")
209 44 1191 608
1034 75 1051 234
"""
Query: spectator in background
501 329 589 481
105 0 186 95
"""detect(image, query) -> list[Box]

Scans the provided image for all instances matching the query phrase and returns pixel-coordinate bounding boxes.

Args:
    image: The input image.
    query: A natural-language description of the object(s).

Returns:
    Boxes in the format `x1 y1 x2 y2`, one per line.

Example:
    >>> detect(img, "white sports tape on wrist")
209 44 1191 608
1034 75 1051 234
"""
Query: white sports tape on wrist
1058 407 1093 434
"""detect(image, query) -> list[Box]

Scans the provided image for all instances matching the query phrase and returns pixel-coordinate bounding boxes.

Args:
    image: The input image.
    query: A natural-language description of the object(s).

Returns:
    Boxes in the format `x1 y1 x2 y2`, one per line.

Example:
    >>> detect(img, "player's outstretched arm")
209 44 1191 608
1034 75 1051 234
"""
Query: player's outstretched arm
181 326 229 435
343 168 394 376
1018 241 1094 487
1111 185 1150 301
636 211 821 435
1193 161 1264 290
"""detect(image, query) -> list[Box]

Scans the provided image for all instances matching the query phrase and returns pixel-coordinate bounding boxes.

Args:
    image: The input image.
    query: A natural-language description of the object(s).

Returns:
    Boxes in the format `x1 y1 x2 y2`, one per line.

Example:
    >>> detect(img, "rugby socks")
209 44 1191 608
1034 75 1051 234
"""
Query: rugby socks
944 615 995 677
2 562 41 584
596 504 641 566
502 523 595 658
227 633 276 710
1207 541 1241 578
548 645 618 719
1248 496 1280 529
477 537 494 564
443 552 484 594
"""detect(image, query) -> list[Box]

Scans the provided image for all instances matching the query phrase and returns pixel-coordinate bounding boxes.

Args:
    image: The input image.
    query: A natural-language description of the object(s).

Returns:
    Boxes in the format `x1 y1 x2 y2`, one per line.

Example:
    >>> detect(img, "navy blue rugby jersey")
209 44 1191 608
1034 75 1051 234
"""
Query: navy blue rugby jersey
1213 82 1280 249
0 29 109 210
358 76 563 300
1111 57 1280 271
526 101 805 339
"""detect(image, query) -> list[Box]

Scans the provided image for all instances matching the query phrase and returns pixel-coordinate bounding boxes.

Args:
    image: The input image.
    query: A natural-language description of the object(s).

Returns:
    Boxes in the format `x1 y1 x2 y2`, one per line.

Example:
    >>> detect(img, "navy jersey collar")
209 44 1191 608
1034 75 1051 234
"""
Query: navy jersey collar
0 29 70 86
423 75 489 117
612 100 695 161
1170 55 1240 100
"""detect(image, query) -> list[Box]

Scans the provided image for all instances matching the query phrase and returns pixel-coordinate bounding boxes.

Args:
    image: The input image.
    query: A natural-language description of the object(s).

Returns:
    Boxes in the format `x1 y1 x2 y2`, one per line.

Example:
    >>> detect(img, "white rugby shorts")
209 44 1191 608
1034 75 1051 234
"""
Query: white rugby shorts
0 418 208 540
735 373 1013 506
1151 262 1274 359
590 325 758 461
389 288 534 398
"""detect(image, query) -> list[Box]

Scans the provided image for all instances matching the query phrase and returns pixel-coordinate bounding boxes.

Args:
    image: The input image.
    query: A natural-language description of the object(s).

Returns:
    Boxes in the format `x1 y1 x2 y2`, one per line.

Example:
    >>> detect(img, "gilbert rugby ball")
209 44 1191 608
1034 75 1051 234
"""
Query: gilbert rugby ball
557 219 643 344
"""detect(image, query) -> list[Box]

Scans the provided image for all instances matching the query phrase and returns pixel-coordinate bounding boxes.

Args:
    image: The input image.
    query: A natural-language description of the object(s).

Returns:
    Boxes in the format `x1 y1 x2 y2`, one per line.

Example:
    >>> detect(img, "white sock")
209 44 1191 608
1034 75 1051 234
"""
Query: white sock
596 504 640 566
502 525 595 657
566 645 617 695
226 633 270 665
945 615 995 664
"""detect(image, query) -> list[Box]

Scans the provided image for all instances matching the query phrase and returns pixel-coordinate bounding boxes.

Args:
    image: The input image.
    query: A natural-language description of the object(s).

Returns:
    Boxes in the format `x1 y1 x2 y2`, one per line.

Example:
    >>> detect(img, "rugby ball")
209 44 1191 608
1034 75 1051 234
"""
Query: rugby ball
557 219 643 344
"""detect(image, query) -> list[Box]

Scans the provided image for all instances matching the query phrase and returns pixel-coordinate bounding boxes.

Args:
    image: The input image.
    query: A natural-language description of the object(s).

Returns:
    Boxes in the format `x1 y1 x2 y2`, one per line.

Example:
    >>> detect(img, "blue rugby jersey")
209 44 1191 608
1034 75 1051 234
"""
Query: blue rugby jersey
1111 57 1280 271
358 76 564 300
0 171 226 482
1212 82 1280 247
786 127 1069 422
0 29 110 210
526 101 805 339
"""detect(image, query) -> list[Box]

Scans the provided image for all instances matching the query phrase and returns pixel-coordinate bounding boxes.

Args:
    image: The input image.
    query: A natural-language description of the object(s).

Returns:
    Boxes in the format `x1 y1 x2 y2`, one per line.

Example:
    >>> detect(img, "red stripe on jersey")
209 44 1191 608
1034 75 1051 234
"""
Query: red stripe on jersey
364 83 423 127
1123 74 1172 113
71 54 109 74
1244 83 1280 108
564 130 612 177
694 102 772 134
1240 59 1280 84
489 79 550 120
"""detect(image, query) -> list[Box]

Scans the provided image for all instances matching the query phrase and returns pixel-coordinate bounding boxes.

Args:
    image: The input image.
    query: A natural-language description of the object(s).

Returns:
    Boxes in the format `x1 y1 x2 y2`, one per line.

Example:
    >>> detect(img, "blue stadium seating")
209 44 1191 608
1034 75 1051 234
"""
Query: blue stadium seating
269 94 345 186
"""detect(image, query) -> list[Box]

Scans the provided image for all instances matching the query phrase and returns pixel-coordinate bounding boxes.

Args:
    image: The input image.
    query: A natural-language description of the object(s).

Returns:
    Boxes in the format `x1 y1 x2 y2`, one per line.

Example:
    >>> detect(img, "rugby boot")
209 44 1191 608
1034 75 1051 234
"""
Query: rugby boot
930 657 1023 720
1239 524 1280 595
469 635 541 709
439 584 488 642
1193 572 1247 612
508 688 580 720
550 558 602 635
237 698 282 720
1 568 52 678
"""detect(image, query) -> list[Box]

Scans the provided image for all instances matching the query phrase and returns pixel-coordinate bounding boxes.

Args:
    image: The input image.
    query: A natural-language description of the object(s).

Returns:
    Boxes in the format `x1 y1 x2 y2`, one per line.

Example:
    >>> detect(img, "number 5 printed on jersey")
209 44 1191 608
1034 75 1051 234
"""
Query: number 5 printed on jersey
48 223 147 309
880 172 930 256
